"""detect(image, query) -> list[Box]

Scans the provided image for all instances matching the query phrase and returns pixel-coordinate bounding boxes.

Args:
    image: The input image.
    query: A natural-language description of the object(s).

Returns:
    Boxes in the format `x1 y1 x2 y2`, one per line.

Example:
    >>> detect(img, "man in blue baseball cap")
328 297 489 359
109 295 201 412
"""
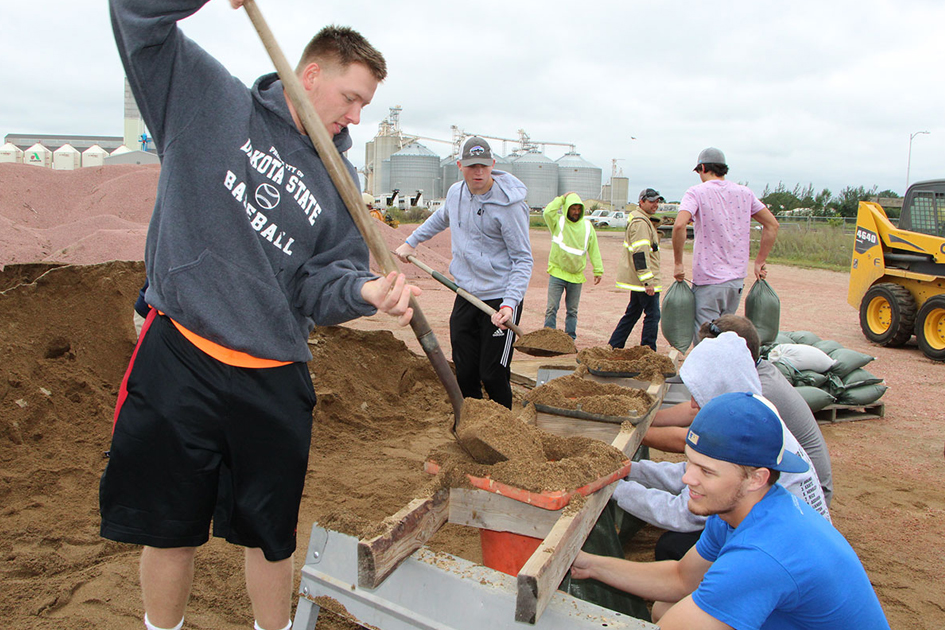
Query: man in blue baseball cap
571 391 889 629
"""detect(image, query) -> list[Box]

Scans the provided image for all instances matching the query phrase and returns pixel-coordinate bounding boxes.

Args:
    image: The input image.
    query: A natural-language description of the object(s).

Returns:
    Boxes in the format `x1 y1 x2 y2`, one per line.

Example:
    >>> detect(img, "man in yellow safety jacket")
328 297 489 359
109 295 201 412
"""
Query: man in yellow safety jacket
609 188 664 350
543 192 603 339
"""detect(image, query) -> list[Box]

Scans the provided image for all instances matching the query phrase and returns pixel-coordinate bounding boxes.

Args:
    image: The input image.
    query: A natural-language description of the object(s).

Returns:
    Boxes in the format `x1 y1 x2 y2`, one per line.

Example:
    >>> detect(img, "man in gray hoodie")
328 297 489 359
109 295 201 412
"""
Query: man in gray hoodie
101 2 418 629
396 137 533 408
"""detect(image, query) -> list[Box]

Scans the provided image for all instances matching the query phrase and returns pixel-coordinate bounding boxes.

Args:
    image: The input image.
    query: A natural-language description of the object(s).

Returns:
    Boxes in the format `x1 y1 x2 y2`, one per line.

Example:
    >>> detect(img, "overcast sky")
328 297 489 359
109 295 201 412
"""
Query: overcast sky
2 0 942 202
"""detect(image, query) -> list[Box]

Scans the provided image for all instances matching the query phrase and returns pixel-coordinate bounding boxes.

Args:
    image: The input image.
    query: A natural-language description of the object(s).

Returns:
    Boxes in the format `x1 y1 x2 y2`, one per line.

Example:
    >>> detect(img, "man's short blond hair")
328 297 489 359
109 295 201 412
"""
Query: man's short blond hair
296 25 387 81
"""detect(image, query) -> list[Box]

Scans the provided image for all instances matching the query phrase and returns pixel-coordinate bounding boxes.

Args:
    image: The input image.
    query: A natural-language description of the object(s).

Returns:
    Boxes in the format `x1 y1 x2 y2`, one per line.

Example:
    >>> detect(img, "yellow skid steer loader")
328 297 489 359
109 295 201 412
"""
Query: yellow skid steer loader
849 179 945 360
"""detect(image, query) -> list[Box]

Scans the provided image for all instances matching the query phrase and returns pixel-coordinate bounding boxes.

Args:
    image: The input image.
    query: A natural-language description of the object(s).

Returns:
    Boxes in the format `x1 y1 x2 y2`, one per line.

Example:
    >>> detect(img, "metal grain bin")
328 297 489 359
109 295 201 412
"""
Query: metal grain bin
82 144 108 167
439 155 459 199
53 144 81 170
389 142 440 203
556 152 601 200
510 151 558 209
25 143 52 167
0 142 24 164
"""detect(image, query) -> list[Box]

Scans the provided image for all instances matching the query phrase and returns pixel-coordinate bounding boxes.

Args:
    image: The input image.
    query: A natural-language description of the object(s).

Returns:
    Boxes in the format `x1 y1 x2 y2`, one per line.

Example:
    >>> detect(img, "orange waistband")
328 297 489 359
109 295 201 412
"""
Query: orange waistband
166 316 292 369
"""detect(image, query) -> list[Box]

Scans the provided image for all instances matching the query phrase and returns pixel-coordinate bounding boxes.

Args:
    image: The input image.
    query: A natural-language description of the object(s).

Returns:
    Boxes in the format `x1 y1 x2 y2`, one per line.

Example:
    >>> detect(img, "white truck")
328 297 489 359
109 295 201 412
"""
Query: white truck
587 210 628 229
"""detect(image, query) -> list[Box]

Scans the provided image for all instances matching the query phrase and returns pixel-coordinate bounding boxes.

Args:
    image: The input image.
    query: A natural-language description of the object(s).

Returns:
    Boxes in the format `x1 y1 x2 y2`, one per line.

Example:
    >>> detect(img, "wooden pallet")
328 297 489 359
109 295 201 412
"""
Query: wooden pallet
815 402 885 424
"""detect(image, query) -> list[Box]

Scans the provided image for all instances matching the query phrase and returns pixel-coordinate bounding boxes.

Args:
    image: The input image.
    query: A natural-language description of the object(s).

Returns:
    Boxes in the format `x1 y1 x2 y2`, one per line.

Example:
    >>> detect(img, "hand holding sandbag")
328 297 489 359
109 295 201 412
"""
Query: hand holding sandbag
661 280 696 353
745 278 781 344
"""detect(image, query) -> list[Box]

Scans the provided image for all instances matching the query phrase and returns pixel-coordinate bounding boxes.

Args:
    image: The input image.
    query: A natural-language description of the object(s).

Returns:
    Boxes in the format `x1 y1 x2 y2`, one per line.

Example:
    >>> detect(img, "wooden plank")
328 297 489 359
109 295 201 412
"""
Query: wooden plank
514 378 666 624
448 488 562 539
515 483 616 624
534 411 622 443
357 488 449 589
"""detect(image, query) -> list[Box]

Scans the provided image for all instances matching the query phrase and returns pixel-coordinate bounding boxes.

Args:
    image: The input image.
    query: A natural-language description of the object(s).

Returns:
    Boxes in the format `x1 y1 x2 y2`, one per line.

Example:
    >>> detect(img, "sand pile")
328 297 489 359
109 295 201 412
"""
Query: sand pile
0 163 454 282
577 345 676 380
526 372 654 418
0 260 464 629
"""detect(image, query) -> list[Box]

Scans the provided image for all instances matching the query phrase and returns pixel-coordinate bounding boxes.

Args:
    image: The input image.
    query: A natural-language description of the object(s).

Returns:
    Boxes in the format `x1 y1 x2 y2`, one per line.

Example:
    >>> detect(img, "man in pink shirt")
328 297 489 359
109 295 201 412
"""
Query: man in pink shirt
672 148 779 341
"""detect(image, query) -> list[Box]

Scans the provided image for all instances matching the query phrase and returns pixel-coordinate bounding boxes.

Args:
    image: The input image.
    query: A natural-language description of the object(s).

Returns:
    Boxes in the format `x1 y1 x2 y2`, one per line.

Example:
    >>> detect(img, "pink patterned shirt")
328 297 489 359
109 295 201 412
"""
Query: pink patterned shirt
679 179 766 285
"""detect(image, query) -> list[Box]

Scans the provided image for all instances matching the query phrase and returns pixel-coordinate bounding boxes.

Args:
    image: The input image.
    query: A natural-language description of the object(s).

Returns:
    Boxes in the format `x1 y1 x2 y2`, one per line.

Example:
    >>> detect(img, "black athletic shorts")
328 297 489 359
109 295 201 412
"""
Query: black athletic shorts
99 312 316 561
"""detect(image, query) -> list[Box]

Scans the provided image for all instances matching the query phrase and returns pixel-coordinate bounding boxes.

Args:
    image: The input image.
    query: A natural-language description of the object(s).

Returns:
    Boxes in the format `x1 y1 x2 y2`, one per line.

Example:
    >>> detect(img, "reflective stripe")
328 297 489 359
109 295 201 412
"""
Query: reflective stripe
630 238 651 250
616 281 663 292
638 271 654 281
552 216 590 256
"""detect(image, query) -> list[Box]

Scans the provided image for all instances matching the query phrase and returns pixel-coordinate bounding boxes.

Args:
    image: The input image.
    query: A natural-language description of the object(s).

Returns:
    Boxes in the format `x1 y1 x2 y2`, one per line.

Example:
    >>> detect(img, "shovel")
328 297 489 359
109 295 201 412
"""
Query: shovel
402 254 573 357
242 1 508 464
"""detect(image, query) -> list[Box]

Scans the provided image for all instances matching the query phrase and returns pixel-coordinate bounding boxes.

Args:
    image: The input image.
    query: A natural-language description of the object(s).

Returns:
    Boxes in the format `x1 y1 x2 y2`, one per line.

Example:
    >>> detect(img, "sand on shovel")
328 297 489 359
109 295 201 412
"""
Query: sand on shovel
456 397 545 465
514 327 577 355
433 399 629 494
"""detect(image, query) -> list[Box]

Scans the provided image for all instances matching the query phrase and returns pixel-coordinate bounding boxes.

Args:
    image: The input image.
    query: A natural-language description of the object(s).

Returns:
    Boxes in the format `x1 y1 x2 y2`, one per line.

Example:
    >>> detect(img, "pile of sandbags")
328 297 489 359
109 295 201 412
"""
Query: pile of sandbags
763 330 887 413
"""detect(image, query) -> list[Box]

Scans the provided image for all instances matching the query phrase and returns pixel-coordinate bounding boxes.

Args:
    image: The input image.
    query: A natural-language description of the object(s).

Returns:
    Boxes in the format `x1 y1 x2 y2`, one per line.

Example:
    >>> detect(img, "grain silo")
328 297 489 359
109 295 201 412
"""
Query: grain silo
82 145 108 167
110 145 131 157
53 144 81 170
556 152 601 200
510 151 558 208
389 143 439 202
25 143 51 167
440 155 460 198
494 153 514 176
372 134 401 196
0 142 24 164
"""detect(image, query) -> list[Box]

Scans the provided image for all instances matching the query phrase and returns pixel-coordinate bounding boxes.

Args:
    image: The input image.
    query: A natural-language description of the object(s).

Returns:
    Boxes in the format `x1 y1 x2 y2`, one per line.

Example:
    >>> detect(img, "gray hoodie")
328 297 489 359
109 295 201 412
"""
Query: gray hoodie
406 171 533 309
614 333 830 529
111 0 377 362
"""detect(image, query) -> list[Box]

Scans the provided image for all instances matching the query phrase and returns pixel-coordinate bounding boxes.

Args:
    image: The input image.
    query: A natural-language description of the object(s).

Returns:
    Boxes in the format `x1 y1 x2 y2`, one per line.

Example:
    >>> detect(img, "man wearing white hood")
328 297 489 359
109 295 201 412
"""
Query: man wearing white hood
613 332 829 560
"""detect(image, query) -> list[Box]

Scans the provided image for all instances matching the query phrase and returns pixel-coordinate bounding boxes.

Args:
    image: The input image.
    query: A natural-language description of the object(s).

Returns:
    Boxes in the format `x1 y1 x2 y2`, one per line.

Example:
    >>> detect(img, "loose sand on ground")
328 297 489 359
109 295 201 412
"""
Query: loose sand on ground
1 163 944 629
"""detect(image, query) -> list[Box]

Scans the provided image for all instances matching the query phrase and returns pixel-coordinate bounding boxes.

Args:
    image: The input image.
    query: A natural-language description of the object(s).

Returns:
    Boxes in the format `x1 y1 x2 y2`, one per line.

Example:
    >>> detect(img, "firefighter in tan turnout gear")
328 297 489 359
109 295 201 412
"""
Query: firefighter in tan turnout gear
609 188 664 351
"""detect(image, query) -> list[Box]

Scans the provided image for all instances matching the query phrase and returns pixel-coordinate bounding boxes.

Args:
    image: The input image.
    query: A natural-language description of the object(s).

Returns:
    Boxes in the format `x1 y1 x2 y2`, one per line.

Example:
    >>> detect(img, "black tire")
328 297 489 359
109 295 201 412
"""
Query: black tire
916 296 945 361
859 283 917 347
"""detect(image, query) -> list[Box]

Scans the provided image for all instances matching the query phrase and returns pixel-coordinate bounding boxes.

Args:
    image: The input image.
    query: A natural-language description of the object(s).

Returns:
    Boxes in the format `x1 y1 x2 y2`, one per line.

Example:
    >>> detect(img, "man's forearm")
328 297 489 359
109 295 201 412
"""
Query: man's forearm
581 554 694 604
642 426 688 453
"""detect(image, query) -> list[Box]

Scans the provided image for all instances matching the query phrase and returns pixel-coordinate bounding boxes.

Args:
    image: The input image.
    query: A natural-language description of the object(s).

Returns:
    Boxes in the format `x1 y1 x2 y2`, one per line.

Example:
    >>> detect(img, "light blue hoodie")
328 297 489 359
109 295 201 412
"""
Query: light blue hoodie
406 171 533 309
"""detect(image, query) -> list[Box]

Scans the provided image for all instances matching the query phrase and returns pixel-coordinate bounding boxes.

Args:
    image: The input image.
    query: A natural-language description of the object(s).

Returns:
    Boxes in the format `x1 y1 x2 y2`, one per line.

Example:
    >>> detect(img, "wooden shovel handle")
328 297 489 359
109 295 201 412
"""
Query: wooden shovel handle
405 255 525 337
241 1 464 429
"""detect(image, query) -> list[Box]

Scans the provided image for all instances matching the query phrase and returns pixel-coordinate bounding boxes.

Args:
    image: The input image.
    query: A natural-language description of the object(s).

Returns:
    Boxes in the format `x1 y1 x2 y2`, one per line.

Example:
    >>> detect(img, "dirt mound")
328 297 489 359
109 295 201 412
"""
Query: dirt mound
0 260 468 629
0 163 158 268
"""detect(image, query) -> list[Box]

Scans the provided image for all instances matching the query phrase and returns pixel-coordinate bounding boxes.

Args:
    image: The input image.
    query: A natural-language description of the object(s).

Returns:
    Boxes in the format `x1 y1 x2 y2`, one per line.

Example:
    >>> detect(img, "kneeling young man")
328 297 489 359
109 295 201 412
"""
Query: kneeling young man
572 392 889 629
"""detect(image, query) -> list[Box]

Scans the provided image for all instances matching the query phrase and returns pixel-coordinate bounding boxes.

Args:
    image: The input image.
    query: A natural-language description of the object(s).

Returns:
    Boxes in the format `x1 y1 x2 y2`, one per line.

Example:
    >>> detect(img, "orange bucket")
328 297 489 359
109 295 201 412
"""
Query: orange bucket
480 529 543 576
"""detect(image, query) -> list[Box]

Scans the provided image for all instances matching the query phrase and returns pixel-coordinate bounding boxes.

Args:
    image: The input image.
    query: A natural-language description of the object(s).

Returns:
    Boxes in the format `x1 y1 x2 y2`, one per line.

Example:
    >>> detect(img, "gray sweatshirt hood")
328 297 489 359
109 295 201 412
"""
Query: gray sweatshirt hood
680 332 762 407
253 72 353 155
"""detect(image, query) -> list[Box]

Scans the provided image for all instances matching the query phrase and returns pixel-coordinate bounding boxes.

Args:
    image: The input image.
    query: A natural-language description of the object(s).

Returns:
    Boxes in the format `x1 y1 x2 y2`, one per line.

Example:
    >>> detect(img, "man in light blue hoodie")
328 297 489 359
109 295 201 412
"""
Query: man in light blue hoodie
396 137 533 408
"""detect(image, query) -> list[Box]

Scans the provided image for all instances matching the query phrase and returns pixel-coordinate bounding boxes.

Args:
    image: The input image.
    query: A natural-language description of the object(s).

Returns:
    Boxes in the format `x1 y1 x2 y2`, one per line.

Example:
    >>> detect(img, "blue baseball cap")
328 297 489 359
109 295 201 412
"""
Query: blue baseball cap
685 392 809 473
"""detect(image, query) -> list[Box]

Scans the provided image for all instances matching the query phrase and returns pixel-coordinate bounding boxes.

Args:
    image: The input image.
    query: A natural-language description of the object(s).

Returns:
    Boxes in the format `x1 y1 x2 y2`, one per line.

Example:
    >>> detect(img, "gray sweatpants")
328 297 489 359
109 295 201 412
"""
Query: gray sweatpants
692 279 744 345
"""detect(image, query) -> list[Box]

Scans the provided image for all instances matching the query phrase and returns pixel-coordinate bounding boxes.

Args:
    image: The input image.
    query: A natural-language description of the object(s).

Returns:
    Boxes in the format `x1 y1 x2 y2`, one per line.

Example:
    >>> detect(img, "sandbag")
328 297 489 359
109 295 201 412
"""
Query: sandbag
813 339 844 355
773 332 794 346
795 370 829 388
772 360 798 385
835 383 887 406
795 386 836 413
842 368 884 389
788 330 822 345
660 280 695 353
744 279 781 344
828 348 875 378
768 343 836 373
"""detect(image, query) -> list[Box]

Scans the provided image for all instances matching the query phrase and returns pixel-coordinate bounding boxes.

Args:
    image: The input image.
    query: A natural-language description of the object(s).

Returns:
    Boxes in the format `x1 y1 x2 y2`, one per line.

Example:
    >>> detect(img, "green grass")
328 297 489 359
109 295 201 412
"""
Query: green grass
750 224 853 272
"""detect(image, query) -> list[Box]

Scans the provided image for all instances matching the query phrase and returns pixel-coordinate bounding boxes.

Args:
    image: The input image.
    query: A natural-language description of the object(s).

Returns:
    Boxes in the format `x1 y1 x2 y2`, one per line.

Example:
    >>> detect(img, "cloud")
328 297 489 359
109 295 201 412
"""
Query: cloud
2 0 943 200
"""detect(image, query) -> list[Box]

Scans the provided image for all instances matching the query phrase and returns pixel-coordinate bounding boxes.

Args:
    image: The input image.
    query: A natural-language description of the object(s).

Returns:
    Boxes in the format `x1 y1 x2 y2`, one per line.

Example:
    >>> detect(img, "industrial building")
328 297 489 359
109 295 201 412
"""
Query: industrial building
362 107 607 209
2 79 158 169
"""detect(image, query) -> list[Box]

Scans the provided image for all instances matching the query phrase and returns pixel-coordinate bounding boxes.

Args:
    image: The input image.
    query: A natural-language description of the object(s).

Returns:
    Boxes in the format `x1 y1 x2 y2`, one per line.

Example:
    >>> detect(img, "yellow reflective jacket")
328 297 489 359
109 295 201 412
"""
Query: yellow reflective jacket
543 193 603 283
616 209 662 292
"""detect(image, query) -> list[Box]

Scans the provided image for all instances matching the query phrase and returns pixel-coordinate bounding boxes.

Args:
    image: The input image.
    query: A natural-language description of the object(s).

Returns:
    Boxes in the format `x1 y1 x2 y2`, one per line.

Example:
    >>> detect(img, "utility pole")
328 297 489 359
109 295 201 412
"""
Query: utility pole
906 130 930 191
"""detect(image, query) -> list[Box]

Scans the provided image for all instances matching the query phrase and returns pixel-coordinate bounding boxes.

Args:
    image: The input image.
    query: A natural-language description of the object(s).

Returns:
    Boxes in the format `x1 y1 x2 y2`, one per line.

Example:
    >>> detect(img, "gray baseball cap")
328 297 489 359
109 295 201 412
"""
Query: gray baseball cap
639 188 665 202
694 147 726 171
460 137 494 167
